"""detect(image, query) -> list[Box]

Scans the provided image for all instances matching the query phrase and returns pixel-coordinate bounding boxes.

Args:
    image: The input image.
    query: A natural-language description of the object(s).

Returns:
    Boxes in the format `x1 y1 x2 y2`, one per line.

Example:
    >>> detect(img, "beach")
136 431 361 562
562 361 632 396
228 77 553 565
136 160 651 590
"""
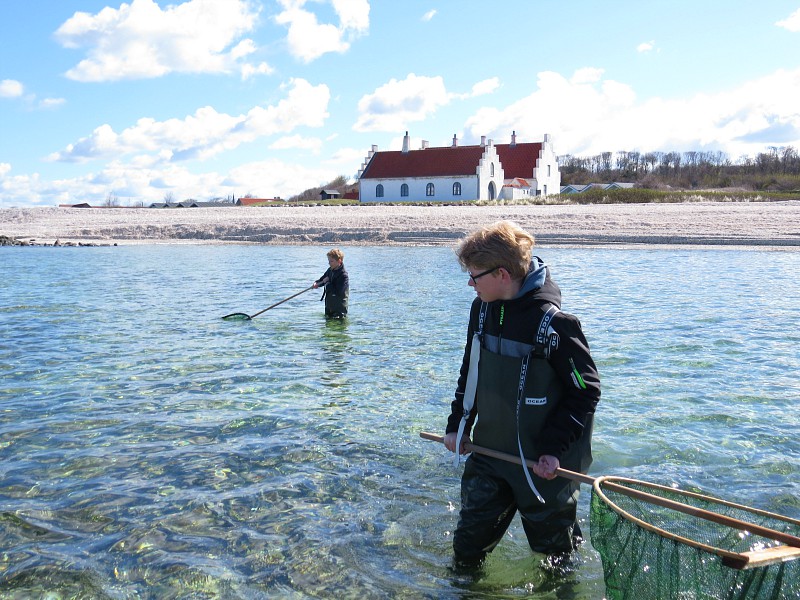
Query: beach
2 201 800 247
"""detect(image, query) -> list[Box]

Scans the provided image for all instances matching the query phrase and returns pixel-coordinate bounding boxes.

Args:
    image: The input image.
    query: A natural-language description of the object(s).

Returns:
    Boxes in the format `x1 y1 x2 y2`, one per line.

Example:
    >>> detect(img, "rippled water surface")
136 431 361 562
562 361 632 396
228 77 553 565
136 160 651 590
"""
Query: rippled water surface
1 244 799 598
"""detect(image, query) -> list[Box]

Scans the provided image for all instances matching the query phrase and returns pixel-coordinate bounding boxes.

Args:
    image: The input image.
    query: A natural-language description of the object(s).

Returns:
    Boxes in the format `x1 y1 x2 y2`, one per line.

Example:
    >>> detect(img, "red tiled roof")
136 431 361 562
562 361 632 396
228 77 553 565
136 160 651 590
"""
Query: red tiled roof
361 146 484 178
360 142 543 180
503 177 532 188
237 197 280 205
496 143 543 179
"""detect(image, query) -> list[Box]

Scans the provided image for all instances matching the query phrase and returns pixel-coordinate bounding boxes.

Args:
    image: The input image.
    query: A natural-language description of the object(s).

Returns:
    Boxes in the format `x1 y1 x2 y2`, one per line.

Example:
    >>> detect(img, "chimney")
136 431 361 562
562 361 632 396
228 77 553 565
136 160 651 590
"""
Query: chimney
421 140 429 149
402 131 410 153
488 138 494 147
511 130 517 146
481 135 486 146
452 134 458 147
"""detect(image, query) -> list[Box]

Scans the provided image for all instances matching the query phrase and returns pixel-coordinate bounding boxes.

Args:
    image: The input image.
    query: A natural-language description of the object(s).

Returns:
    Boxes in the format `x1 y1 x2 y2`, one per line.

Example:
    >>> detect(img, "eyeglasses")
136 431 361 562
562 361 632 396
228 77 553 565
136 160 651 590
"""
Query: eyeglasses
468 266 499 284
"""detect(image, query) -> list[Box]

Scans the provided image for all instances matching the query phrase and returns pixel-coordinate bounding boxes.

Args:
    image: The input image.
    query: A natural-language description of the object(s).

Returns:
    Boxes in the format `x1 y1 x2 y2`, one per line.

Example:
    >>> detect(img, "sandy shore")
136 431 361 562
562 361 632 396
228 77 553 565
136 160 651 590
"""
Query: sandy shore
2 201 800 248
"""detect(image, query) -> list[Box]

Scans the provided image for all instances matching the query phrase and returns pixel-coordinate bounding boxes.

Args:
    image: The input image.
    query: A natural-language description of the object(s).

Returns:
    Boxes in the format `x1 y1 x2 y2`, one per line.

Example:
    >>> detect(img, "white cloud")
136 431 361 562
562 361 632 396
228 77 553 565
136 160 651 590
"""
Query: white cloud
39 98 67 109
0 80 64 110
326 146 368 169
223 158 338 197
332 0 370 31
0 152 341 207
269 135 324 152
422 10 437 22
47 78 330 163
54 0 267 81
450 77 501 101
570 67 604 84
637 40 656 52
0 163 11 177
471 77 500 97
0 169 48 208
241 62 275 80
776 8 800 31
275 0 369 63
0 79 24 98
353 73 451 132
464 67 800 158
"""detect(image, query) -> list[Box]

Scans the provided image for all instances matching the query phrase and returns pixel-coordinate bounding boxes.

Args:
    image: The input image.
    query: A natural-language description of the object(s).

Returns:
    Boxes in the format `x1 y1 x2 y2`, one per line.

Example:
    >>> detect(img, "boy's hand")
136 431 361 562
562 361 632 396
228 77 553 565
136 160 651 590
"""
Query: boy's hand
532 455 560 480
443 432 470 454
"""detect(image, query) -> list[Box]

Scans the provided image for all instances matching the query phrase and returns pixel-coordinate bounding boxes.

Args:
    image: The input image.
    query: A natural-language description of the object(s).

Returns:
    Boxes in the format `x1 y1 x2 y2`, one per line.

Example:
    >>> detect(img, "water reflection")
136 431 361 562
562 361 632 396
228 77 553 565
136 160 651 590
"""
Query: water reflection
320 317 351 390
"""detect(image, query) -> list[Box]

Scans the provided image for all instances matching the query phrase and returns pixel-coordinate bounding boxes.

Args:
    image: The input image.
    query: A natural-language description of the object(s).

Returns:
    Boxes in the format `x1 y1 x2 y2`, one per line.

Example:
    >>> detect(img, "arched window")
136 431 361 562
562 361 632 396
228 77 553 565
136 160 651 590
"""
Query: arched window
426 183 435 196
401 183 409 197
376 184 384 198
490 163 495 177
453 182 461 196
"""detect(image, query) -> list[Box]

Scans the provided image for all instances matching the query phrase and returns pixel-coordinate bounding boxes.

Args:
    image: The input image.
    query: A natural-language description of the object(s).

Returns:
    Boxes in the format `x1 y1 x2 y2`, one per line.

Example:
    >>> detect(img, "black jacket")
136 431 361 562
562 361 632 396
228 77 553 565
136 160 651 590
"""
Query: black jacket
446 260 600 459
316 265 349 316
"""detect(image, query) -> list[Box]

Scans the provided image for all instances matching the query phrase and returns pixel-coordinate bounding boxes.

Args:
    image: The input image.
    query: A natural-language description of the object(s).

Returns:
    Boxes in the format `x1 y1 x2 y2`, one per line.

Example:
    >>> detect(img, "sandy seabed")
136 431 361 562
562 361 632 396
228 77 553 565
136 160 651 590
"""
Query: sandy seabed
2 201 800 248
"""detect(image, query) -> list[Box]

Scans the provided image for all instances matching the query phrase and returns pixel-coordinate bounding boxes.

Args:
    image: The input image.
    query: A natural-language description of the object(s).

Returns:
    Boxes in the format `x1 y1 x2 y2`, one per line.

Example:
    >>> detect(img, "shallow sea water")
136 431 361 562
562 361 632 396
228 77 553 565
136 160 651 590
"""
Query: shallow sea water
1 244 799 599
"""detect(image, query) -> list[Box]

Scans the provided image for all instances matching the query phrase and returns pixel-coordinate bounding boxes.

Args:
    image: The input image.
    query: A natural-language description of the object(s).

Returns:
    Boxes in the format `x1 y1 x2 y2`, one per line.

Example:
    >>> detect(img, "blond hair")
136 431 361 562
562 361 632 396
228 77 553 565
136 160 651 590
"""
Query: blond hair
455 221 534 280
327 248 344 262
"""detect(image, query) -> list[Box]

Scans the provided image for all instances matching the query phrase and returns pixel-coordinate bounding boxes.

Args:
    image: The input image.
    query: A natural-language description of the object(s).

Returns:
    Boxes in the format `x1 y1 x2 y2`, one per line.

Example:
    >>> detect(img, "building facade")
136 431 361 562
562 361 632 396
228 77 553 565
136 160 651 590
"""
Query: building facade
357 132 560 203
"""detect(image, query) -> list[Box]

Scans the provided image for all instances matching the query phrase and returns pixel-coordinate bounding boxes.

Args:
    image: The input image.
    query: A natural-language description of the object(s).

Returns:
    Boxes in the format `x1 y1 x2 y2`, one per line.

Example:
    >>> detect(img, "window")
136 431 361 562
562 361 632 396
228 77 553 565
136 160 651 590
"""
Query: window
376 184 384 198
453 182 461 196
401 183 409 197
490 163 495 177
426 183 435 196
547 165 551 177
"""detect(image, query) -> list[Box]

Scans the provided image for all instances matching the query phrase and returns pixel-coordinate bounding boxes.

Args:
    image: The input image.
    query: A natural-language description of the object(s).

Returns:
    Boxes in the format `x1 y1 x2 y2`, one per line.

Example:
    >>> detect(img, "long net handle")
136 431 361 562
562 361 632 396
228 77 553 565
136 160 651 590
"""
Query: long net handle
419 432 800 551
250 285 316 318
420 431 594 481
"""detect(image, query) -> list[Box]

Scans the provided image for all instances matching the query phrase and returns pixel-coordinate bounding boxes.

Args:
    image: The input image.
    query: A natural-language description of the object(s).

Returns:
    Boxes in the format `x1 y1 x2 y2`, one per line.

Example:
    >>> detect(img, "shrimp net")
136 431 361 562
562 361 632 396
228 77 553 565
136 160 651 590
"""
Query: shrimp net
589 476 800 600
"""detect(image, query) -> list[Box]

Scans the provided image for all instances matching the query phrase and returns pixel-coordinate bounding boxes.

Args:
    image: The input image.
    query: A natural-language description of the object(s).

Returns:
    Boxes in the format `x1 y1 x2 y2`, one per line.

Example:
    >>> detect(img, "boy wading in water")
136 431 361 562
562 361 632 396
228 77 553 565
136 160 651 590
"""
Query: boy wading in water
313 248 349 319
443 221 600 570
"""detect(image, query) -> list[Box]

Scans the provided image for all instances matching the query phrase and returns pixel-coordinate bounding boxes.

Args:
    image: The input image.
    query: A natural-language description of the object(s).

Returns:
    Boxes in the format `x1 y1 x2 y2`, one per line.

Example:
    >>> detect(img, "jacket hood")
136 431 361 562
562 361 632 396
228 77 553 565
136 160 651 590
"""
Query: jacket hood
512 256 561 308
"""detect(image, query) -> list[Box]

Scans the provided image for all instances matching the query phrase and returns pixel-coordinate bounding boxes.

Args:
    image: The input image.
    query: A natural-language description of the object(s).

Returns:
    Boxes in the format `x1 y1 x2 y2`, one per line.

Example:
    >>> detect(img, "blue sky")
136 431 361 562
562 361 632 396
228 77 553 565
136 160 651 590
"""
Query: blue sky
1 0 799 208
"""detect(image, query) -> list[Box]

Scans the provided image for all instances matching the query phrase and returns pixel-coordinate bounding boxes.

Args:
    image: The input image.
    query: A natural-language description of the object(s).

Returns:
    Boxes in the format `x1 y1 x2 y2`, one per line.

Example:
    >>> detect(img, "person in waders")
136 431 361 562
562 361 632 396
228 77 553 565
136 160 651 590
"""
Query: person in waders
443 220 600 571
313 248 349 319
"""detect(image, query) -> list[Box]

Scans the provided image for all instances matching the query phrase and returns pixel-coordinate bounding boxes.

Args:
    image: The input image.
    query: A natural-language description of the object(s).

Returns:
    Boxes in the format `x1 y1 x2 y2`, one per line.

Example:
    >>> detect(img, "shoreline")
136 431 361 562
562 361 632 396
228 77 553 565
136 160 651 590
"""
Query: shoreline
2 201 800 249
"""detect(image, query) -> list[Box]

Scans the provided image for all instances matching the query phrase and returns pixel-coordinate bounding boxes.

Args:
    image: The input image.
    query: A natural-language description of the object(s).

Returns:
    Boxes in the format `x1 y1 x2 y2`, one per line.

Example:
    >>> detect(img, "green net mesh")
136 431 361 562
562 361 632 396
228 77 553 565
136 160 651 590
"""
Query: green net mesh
590 478 800 600
221 313 251 321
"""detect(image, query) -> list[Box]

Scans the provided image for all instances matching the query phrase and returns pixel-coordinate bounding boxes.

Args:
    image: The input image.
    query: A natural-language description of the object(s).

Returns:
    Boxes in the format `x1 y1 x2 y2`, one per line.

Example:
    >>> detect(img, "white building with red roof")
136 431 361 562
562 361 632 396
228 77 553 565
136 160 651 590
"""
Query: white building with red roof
357 131 560 203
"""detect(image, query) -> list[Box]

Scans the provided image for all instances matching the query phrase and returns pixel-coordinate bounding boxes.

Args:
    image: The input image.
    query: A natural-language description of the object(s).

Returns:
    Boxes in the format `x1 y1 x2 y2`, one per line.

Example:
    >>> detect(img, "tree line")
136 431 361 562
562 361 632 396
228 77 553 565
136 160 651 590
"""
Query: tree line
559 146 800 191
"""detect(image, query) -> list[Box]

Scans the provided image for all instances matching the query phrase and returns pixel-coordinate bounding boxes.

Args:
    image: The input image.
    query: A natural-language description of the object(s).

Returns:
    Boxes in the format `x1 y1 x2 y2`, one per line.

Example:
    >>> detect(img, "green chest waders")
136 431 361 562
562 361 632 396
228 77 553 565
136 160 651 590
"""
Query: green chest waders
455 303 593 505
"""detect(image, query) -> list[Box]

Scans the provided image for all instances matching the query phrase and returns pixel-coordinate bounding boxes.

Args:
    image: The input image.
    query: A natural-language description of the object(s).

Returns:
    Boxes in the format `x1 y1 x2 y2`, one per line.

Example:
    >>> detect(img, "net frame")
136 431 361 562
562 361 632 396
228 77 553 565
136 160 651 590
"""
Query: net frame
592 475 800 570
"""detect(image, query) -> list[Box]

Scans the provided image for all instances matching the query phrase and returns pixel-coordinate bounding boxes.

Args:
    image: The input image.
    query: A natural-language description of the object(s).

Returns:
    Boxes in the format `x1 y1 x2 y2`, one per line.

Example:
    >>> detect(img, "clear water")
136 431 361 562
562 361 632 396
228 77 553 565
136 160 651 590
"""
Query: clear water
1 245 798 599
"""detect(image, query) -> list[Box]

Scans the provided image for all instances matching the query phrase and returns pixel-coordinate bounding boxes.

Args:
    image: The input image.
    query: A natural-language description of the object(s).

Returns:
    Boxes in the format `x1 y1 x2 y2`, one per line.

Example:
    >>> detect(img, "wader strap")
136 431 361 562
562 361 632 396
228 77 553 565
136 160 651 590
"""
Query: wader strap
454 303 488 466
515 353 546 504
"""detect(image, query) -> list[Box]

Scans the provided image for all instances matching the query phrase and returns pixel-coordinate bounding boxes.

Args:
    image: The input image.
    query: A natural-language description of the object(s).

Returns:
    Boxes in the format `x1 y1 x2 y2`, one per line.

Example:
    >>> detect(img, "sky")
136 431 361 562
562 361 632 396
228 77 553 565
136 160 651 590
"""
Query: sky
1 0 799 208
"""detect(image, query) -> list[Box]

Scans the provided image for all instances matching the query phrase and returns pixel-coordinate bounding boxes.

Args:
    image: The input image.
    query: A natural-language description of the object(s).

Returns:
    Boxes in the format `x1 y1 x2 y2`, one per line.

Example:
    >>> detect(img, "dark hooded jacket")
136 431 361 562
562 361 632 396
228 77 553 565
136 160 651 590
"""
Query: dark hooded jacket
316 264 349 317
446 258 600 460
